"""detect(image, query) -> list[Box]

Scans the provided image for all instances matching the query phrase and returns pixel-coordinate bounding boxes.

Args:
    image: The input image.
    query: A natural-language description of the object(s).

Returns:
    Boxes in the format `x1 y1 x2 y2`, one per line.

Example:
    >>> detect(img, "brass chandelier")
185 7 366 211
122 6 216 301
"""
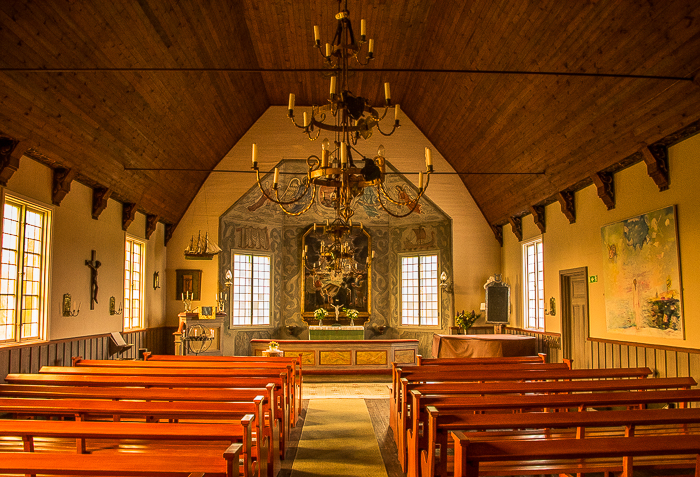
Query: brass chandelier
251 0 433 224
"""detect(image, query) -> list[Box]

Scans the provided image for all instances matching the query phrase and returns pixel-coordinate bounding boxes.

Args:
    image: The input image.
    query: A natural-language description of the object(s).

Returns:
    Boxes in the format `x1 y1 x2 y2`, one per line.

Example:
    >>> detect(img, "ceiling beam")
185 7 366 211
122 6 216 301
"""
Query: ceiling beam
591 171 615 210
641 145 670 192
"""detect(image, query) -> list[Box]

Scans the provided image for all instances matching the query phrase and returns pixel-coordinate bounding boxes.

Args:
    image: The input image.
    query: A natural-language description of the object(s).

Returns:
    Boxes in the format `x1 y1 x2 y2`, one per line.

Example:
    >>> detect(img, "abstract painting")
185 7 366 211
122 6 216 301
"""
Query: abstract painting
600 206 683 339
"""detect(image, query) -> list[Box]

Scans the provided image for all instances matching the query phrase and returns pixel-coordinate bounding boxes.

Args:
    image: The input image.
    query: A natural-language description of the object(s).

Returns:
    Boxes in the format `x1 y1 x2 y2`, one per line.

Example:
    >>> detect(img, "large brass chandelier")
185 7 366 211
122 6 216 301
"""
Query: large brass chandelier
251 0 433 224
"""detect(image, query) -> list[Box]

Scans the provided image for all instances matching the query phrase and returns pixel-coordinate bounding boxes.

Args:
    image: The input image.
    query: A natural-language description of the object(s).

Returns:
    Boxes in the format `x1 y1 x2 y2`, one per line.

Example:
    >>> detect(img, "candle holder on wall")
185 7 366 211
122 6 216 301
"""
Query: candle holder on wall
62 294 80 317
109 296 123 315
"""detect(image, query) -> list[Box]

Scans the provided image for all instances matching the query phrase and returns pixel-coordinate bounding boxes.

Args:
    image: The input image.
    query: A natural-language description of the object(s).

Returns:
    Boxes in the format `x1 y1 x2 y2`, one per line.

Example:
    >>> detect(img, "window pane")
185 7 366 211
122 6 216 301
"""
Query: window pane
232 253 271 326
523 239 544 330
124 238 145 330
401 254 439 326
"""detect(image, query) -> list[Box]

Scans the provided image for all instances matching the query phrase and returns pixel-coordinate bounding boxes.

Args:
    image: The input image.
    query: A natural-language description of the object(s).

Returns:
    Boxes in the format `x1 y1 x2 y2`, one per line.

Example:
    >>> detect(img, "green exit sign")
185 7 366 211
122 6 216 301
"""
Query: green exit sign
589 275 598 283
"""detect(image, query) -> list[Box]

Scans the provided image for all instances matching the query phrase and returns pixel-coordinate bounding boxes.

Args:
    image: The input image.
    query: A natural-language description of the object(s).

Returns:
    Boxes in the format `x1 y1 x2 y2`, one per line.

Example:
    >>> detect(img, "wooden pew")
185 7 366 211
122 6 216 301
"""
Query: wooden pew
75 355 303 425
396 375 694 466
451 433 700 477
0 443 242 477
4 372 289 466
389 361 570 440
407 387 700 477
391 364 651 444
0 383 280 468
0 397 266 477
416 354 547 365
422 406 700 477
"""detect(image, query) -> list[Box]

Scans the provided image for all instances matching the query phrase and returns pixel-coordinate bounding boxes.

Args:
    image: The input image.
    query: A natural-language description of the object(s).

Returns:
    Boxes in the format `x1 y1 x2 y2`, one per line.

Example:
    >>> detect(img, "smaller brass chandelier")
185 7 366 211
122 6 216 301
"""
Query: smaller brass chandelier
302 219 373 277
251 0 433 224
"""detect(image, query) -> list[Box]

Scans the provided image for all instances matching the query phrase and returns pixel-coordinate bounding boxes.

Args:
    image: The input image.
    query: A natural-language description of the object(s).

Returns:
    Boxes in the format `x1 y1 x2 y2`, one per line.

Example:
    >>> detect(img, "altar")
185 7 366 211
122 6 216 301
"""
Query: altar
308 325 364 340
251 339 418 371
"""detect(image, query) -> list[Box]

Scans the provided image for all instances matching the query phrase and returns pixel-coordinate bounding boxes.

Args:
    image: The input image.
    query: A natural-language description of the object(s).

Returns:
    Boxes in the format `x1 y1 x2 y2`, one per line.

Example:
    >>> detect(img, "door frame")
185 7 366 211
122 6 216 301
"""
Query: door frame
560 266 589 363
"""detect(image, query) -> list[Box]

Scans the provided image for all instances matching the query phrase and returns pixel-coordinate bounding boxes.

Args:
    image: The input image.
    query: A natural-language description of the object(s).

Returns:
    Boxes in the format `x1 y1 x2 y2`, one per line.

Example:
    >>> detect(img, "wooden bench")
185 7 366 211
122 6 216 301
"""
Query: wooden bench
406 387 700 477
397 375 696 474
0 442 242 477
451 433 700 477
390 361 570 439
6 371 291 459
421 406 700 477
0 382 281 467
75 355 303 425
0 396 266 477
392 364 651 445
416 354 547 365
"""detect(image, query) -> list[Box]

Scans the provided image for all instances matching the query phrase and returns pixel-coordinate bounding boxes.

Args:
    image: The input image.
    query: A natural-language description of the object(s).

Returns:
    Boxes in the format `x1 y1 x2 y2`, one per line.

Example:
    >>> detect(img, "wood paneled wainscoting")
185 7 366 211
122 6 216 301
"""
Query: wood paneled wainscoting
0 327 175 383
502 327 700 393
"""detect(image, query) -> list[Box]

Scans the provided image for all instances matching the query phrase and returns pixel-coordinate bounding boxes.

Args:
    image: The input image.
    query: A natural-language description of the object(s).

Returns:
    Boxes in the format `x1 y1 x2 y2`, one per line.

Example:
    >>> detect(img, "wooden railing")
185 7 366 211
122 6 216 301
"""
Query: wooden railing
0 327 175 382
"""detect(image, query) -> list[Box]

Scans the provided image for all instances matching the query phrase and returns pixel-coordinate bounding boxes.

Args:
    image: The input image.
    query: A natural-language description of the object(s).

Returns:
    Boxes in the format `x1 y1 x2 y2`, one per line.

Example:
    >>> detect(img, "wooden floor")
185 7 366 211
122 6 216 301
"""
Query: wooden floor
278 398 402 477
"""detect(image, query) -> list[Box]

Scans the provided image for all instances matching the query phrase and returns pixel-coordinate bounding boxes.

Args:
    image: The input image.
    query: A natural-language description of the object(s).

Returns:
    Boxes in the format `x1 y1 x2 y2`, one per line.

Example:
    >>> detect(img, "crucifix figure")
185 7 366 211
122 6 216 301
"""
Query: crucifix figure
85 250 101 310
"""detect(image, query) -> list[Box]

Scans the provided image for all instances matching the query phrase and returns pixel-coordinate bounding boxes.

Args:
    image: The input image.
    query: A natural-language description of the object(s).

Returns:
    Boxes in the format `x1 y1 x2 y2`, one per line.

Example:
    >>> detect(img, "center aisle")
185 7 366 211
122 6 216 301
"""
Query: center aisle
291 398 389 477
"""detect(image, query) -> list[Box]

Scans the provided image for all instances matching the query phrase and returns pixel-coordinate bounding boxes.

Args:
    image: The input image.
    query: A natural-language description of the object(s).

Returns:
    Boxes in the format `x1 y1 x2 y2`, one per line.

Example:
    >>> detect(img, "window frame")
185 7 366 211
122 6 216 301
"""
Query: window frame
522 235 545 331
0 191 52 346
124 235 146 331
230 250 273 328
398 251 441 328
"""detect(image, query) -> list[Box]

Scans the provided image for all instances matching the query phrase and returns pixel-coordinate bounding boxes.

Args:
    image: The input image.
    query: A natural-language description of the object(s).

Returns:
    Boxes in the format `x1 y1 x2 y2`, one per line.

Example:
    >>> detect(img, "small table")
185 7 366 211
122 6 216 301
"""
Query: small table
308 325 364 340
432 334 537 358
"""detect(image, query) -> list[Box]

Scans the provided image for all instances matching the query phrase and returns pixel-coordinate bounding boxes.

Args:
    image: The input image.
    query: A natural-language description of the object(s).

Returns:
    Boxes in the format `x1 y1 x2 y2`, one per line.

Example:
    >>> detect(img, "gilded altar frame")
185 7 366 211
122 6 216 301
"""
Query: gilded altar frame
300 224 371 324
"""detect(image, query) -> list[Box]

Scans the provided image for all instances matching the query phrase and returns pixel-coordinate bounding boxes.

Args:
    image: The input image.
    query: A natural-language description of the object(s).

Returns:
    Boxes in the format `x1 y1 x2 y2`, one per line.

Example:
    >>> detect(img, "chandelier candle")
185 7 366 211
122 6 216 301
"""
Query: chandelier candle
253 0 433 220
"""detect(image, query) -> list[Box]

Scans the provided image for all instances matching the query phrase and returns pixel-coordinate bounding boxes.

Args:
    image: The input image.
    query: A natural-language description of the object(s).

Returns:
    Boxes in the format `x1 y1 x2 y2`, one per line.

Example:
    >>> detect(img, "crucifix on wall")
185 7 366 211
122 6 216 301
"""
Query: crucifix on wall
85 250 101 310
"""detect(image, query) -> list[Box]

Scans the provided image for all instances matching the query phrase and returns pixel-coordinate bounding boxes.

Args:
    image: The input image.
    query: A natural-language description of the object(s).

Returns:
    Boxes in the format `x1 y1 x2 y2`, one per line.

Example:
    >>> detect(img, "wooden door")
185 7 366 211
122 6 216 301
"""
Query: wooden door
560 267 589 369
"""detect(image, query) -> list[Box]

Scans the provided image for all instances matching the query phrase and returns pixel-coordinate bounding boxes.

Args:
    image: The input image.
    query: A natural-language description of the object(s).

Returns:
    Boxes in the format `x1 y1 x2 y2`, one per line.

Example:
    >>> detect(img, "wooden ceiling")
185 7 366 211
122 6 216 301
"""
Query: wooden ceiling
1 0 699 239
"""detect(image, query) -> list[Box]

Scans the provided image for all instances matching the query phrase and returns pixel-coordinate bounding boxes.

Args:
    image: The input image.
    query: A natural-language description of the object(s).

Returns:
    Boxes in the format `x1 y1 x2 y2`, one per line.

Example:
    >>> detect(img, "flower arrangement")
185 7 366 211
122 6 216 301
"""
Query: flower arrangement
343 307 359 325
268 341 279 350
314 308 328 324
455 310 481 330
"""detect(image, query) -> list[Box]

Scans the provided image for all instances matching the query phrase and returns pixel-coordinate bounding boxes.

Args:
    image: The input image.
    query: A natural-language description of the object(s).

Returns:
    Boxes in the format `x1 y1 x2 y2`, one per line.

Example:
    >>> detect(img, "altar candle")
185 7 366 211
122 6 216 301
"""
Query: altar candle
181 293 184 300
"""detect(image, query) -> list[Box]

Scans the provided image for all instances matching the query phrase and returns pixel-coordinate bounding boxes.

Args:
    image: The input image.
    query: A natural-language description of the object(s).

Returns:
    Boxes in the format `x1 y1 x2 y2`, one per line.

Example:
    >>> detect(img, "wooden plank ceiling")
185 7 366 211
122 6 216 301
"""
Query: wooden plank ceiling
1 0 699 236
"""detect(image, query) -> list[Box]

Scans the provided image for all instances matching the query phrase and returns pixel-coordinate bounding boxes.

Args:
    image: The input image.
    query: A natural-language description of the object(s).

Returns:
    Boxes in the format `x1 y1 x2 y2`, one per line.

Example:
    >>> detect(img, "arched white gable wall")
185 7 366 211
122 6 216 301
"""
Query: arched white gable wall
166 106 501 326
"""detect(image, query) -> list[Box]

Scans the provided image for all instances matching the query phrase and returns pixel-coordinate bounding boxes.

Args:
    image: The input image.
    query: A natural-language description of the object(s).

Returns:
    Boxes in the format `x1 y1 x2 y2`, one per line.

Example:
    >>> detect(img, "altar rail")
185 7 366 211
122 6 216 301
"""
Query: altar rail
251 339 418 373
0 327 174 383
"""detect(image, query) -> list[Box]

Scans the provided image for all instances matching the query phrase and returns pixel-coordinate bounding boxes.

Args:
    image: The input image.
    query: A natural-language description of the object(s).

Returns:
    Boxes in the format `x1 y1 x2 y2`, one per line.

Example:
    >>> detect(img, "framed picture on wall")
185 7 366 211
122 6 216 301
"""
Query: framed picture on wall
600 205 683 340
176 269 202 301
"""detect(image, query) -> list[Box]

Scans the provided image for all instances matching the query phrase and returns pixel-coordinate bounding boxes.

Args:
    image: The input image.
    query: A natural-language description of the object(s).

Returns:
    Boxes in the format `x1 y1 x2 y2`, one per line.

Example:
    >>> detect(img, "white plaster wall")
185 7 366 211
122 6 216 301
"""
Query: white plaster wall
3 156 166 341
166 106 501 326
502 132 700 349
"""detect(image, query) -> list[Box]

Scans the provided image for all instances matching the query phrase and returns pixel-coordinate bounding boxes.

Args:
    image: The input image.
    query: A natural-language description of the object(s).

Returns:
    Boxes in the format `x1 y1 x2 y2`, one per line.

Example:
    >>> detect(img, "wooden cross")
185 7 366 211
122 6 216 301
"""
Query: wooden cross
85 250 101 310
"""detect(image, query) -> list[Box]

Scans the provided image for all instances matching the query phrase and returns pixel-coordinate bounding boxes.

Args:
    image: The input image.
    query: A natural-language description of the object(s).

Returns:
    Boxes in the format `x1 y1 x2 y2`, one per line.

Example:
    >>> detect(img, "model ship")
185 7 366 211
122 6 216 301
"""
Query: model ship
184 231 222 260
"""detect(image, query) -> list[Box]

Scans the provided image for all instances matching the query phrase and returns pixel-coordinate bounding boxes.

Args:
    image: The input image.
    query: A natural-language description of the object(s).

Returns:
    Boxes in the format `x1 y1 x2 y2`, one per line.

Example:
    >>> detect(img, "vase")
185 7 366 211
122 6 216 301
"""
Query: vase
318 319 323 326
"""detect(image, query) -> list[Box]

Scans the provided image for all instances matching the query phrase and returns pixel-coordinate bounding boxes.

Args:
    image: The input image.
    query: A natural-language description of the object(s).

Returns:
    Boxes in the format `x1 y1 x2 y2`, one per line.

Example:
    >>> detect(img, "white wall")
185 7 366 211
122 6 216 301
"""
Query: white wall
3 156 166 341
502 133 700 349
166 106 501 327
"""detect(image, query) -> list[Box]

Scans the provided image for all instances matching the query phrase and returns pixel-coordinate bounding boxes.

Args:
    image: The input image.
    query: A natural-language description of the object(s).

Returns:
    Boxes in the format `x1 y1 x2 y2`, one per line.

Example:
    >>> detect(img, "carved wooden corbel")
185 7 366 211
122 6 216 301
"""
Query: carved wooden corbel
641 145 669 191
529 205 546 234
52 168 76 206
91 187 112 220
557 190 576 224
164 223 175 246
0 136 21 186
491 224 503 247
591 171 615 210
145 214 159 240
508 216 523 242
122 202 138 231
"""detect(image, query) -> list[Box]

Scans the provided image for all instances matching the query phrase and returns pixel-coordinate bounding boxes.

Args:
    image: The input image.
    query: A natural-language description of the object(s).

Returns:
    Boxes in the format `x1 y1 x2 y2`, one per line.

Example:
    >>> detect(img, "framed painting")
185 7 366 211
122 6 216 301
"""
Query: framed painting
176 269 202 301
600 205 683 339
301 224 371 318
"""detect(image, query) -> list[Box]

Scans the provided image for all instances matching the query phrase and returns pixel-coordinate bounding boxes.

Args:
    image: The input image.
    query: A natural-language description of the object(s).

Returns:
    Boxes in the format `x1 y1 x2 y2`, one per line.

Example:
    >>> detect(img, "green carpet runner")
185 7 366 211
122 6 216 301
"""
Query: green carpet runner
291 398 388 477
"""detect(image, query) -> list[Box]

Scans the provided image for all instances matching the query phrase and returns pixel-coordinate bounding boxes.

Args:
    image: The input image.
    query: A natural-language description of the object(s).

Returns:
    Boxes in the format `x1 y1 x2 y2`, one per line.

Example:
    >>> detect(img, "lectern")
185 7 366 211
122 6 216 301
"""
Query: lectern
109 331 134 358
